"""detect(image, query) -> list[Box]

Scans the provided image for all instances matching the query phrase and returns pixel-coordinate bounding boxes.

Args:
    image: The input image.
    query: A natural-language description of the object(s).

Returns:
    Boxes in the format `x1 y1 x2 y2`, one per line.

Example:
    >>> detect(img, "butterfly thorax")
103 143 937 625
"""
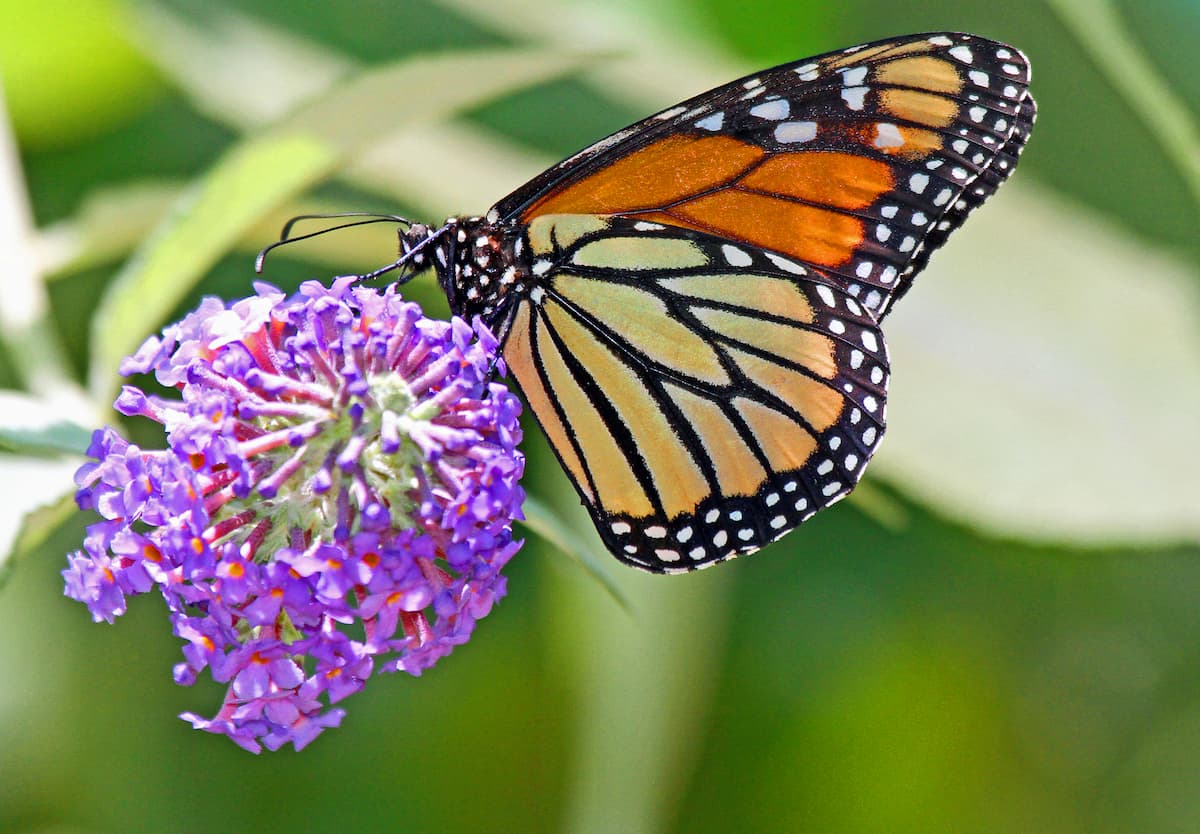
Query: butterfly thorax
405 216 531 324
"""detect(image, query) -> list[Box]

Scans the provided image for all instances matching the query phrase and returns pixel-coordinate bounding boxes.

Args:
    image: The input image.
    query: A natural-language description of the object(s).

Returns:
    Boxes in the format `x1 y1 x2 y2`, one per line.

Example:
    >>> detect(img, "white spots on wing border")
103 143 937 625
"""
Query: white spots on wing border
750 99 790 121
841 86 868 110
774 120 818 144
874 122 903 149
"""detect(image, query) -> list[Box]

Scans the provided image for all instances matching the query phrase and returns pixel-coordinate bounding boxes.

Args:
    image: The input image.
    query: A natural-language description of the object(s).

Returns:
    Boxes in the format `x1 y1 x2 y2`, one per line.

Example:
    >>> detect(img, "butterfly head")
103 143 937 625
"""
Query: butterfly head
407 216 531 325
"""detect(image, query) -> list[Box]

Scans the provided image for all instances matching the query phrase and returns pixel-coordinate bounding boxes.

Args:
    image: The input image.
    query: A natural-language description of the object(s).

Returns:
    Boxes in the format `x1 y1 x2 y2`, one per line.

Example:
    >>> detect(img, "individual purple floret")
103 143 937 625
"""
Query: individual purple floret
63 277 525 753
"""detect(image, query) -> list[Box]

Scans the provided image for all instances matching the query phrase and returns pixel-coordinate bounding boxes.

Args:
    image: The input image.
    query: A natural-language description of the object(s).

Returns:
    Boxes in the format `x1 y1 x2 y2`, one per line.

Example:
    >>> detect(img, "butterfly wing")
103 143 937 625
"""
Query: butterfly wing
502 215 887 572
493 32 1035 319
490 32 1035 571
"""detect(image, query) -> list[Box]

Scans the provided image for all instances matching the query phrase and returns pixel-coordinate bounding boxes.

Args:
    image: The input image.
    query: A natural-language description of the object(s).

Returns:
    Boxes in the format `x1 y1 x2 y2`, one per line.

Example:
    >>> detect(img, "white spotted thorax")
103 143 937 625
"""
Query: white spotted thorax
405 216 531 324
390 32 1034 573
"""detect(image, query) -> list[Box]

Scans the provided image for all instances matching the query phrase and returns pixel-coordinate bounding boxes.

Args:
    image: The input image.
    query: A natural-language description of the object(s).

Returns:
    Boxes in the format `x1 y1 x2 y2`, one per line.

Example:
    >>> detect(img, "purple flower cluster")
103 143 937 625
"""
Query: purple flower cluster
63 277 525 752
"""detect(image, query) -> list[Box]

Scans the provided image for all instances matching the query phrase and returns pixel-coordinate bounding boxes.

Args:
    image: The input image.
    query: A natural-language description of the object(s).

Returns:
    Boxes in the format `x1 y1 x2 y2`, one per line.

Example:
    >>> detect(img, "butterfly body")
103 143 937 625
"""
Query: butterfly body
389 32 1035 573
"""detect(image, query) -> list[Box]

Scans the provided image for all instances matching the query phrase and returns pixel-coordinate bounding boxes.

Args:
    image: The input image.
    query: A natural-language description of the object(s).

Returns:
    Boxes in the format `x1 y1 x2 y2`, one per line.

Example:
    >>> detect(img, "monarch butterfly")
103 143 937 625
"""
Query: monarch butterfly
265 32 1036 573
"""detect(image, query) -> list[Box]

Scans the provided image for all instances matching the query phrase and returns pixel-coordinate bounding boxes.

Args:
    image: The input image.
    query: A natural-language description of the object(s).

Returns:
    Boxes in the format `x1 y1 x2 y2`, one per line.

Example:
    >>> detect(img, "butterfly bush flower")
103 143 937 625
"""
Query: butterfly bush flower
63 277 525 752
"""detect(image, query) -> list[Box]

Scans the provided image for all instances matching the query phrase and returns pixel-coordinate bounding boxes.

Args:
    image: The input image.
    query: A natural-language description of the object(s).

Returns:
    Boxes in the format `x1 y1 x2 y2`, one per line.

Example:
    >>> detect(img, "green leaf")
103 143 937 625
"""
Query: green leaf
0 489 77 591
0 424 93 457
519 494 629 611
1047 0 1200 205
88 46 598 402
439 0 747 110
0 460 80 589
39 181 184 278
0 391 92 586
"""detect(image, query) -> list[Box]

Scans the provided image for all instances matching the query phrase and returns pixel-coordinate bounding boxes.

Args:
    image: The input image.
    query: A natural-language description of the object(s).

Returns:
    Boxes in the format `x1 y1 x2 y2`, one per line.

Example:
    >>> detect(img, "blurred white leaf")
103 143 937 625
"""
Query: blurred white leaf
134 4 353 126
877 182 1200 545
0 390 94 578
0 391 93 456
350 123 554 216
132 4 561 216
437 0 744 108
0 83 86 402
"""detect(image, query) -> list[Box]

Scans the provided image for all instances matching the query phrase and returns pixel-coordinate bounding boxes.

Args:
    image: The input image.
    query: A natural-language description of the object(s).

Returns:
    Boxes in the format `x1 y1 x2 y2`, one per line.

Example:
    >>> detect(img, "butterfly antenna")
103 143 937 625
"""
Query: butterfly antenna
254 213 414 274
278 211 413 242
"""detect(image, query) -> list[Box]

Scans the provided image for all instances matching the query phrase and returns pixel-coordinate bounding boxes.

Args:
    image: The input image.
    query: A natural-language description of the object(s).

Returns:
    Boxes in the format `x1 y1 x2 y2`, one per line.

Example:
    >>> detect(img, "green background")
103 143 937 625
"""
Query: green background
1 0 1198 832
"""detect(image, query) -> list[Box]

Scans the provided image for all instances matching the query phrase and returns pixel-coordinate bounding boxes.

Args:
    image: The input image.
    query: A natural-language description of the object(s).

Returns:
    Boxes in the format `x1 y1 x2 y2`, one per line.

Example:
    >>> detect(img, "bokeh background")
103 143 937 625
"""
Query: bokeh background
1 0 1198 831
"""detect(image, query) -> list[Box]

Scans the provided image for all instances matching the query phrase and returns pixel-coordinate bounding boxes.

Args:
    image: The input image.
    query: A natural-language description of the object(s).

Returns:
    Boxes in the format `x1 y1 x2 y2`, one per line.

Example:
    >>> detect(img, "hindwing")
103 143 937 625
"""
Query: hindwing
501 215 887 572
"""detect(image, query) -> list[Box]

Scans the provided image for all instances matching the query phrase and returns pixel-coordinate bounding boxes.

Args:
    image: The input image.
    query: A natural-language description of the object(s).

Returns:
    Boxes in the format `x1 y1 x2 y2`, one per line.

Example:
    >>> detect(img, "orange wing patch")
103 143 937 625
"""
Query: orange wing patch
874 55 963 93
523 135 895 269
741 152 894 210
669 190 868 269
522 135 763 219
879 89 959 128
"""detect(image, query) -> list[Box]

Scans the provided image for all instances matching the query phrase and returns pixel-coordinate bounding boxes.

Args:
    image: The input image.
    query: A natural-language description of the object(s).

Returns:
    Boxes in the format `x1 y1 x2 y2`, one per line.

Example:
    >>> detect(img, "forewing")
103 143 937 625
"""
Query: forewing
492 32 1035 319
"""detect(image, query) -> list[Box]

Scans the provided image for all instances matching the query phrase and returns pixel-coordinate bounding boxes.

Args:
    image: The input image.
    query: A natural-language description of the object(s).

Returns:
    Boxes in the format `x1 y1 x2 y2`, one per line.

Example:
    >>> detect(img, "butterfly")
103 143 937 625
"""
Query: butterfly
264 32 1036 573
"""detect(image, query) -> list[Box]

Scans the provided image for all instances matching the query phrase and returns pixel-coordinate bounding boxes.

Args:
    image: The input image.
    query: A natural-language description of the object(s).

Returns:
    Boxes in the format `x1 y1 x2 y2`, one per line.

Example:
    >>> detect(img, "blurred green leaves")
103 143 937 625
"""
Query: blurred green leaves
1047 0 1200 204
2 0 1199 832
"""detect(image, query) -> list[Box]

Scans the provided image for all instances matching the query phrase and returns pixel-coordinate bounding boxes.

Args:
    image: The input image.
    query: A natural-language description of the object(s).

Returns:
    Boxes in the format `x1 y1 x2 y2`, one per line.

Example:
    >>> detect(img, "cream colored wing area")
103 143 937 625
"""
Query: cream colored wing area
732 397 818 470
552 274 730 386
723 345 844 433
503 303 595 503
690 306 837 379
542 299 709 518
522 302 655 517
658 273 815 322
662 381 767 497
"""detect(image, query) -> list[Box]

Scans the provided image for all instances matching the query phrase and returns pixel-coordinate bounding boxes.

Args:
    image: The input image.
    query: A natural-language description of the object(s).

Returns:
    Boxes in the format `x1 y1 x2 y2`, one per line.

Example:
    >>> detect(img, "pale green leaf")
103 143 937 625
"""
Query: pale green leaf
0 462 80 588
876 182 1200 545
436 0 745 109
0 490 78 591
38 181 183 278
0 392 92 584
0 424 92 458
